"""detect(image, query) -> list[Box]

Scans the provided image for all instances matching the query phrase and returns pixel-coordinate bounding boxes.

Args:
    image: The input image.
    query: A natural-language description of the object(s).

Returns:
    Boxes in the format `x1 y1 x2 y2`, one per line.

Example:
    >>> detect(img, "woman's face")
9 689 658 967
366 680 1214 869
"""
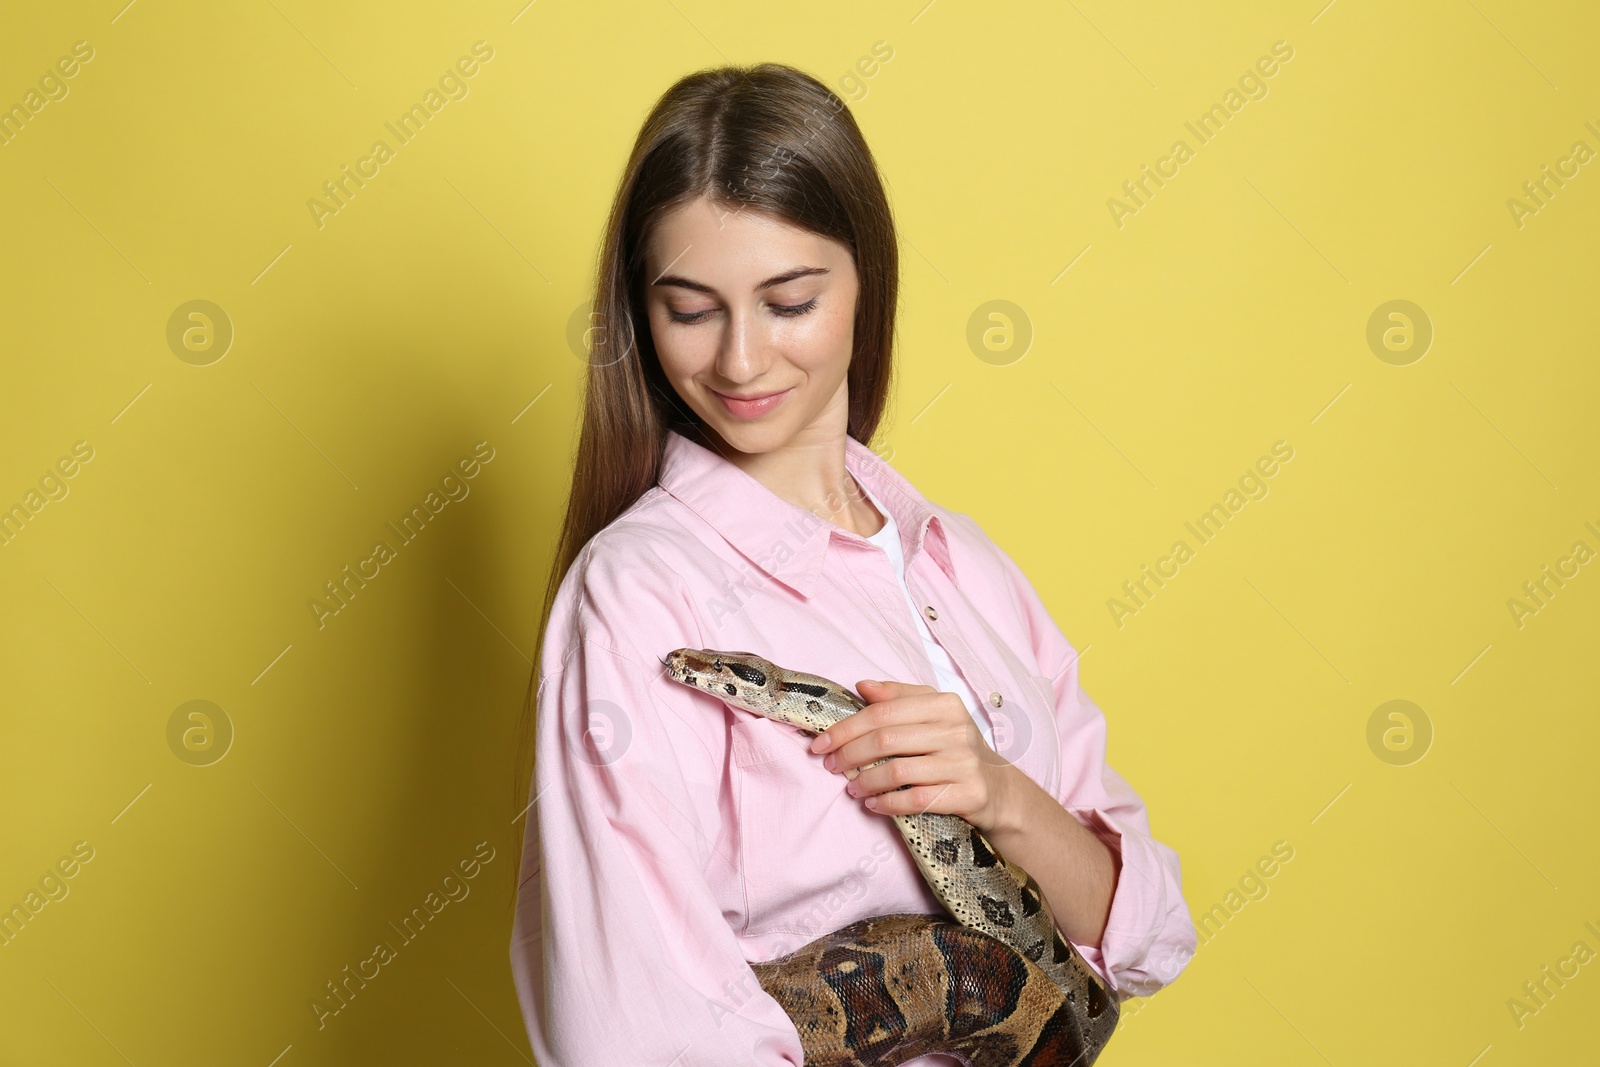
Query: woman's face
643 195 859 455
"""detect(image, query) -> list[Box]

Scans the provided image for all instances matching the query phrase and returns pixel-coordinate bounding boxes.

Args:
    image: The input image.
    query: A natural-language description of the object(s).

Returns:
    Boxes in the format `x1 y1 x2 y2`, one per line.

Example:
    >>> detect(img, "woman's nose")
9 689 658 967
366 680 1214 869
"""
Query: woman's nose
717 304 786 380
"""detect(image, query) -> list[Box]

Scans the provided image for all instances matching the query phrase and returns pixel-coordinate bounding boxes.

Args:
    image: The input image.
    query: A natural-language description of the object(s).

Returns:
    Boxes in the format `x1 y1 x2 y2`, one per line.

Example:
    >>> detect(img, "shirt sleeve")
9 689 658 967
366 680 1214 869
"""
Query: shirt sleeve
988 534 1198 1000
510 636 806 1065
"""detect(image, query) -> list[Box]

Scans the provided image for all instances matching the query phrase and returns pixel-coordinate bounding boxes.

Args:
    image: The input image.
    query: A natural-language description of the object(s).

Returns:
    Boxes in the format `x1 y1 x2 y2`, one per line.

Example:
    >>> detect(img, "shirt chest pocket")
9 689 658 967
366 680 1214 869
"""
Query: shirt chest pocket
728 716 882 937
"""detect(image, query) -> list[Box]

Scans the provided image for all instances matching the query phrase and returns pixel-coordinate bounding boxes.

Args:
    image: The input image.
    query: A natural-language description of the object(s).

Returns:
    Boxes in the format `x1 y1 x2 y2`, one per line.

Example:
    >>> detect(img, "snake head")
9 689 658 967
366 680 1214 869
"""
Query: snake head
660 647 779 713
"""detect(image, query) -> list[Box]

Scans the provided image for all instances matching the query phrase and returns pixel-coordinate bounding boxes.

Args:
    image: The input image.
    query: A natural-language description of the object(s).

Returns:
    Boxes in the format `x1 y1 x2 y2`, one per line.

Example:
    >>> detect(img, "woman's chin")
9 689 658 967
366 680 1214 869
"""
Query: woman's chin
703 415 796 456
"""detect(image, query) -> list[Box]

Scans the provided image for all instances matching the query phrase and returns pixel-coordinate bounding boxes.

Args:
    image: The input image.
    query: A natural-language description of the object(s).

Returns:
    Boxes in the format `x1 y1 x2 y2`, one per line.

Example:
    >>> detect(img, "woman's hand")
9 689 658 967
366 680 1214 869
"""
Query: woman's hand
808 679 1018 834
816 678 1119 947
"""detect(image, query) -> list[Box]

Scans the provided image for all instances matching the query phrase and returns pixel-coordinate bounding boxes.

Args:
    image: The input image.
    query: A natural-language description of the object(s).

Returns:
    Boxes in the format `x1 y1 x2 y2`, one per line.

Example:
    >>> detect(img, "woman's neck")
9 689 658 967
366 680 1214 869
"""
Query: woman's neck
690 421 884 538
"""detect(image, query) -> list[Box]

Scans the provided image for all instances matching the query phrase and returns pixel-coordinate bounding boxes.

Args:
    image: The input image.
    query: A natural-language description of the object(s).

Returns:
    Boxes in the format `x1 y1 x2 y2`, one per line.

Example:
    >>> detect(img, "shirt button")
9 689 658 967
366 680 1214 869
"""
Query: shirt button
989 691 1003 708
924 605 938 621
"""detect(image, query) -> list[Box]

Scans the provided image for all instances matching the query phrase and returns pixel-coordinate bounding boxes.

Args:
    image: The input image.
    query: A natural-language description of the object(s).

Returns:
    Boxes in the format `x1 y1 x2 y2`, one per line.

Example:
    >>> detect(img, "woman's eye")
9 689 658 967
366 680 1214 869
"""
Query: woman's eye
666 298 819 325
772 297 819 317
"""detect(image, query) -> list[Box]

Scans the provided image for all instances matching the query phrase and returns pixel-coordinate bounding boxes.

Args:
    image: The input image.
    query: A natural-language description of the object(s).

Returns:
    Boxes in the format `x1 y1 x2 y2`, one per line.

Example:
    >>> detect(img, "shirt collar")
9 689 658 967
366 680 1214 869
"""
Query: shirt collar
656 428 958 599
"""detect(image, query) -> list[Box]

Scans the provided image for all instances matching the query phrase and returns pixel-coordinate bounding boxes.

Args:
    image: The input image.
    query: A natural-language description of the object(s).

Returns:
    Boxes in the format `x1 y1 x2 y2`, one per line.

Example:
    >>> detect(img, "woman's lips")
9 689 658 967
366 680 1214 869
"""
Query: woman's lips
712 387 792 419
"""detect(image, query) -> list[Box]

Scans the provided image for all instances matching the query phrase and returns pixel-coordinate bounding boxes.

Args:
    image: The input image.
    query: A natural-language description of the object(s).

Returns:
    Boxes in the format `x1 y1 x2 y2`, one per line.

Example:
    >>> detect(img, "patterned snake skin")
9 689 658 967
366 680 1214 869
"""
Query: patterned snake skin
662 648 1119 1066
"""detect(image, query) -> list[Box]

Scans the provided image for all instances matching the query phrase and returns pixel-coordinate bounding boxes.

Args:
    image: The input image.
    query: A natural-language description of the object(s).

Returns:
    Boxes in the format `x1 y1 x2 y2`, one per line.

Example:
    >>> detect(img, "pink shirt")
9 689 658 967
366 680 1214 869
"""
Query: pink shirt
511 427 1196 1065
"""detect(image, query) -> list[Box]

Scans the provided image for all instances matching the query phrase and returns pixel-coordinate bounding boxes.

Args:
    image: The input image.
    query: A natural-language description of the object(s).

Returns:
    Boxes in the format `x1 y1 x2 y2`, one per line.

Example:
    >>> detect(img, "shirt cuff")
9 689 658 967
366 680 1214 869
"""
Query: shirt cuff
1067 807 1186 999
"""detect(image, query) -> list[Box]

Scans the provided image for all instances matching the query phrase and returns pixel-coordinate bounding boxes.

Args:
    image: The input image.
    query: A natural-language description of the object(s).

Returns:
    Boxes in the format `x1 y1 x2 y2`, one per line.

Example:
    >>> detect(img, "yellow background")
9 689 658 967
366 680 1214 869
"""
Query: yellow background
2 0 1596 1063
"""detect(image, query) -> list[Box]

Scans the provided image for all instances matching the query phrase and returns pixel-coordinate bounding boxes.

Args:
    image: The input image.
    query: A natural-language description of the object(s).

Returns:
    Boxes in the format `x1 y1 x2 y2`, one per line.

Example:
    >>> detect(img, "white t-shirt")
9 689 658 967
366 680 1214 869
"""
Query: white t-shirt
857 479 995 749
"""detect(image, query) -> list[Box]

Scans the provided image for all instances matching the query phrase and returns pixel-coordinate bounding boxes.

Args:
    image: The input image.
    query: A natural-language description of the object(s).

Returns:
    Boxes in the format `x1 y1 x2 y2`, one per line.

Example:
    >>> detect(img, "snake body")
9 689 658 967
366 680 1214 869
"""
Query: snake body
662 648 1118 1066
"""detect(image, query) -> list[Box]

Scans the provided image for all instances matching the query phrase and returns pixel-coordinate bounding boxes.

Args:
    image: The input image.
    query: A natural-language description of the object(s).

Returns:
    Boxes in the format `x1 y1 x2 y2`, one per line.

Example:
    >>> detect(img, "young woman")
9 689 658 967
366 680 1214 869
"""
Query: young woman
510 63 1195 1065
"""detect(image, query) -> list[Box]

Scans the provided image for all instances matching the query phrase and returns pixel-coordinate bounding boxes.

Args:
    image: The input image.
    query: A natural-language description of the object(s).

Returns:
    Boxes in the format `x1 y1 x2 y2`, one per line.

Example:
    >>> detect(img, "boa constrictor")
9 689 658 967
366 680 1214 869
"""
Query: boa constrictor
662 647 1119 1067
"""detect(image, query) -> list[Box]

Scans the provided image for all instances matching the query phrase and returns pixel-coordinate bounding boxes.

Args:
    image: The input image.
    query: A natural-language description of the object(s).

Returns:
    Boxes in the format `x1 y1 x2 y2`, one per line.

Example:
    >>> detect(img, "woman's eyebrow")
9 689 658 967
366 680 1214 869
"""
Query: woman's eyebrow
650 265 829 295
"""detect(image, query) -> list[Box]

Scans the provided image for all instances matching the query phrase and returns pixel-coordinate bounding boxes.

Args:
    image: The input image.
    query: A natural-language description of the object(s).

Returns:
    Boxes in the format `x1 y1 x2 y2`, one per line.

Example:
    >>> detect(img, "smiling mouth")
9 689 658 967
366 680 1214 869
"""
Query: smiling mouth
711 386 793 418
713 388 787 401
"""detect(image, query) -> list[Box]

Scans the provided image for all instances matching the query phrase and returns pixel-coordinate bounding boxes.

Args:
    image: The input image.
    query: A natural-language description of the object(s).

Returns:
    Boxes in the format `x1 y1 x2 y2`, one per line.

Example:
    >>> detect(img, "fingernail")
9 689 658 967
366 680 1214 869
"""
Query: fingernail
810 733 830 753
824 754 836 771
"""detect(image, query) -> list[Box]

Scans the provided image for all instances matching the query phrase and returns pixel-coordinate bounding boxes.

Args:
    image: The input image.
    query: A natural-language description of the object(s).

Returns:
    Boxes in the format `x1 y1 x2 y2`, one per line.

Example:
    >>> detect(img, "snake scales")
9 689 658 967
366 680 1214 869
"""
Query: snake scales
662 648 1118 1066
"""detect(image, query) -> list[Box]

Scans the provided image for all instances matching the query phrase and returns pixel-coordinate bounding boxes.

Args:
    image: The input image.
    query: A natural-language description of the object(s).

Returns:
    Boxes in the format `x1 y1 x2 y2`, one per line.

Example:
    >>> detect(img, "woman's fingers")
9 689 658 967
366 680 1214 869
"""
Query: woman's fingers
810 680 945 754
825 721 949 774
845 754 945 798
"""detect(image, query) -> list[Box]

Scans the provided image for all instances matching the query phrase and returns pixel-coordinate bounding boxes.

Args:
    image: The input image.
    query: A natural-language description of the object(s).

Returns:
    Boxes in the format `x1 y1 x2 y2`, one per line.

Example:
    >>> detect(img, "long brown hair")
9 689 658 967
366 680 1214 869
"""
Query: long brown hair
509 62 901 905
